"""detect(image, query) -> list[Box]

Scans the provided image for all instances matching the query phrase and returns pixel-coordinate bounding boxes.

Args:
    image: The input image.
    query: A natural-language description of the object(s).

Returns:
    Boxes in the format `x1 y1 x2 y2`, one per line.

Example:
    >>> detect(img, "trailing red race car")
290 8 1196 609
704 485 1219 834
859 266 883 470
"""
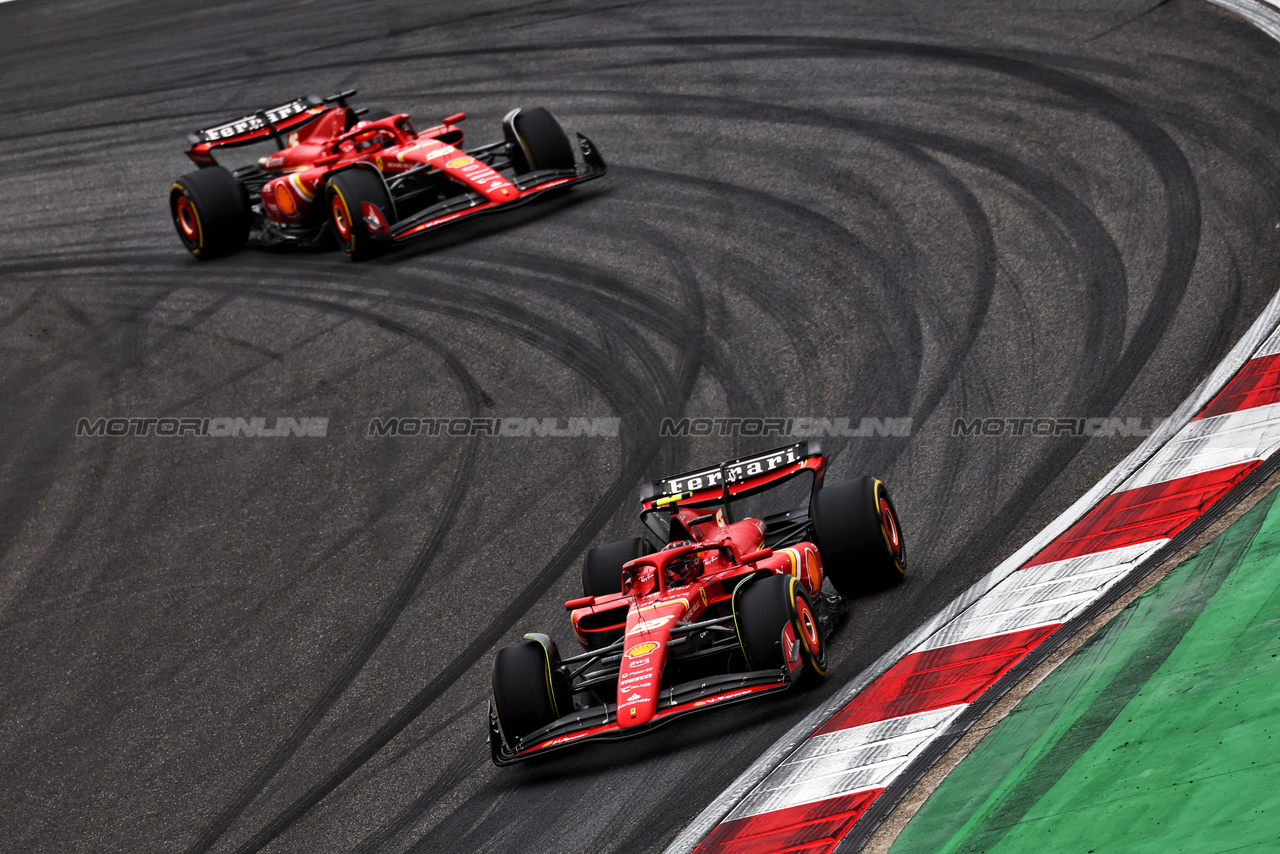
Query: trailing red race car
488 442 907 765
168 90 606 260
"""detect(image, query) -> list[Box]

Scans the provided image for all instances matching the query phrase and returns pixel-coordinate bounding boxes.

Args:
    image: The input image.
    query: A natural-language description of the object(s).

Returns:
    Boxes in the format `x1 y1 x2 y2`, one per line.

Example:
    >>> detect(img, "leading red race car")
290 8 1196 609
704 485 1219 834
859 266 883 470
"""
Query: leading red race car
169 90 605 260
488 442 907 765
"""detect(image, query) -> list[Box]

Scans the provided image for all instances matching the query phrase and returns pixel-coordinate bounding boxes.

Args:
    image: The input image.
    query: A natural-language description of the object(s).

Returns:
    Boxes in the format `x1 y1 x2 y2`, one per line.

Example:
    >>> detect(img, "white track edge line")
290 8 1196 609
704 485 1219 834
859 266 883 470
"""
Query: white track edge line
1206 0 1280 42
662 235 1280 854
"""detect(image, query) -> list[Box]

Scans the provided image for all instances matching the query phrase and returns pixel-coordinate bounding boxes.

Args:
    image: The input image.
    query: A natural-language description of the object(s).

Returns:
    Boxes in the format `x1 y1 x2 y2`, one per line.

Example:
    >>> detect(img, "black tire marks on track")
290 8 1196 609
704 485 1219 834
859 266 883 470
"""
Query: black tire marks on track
168 248 717 851
2 3 1279 853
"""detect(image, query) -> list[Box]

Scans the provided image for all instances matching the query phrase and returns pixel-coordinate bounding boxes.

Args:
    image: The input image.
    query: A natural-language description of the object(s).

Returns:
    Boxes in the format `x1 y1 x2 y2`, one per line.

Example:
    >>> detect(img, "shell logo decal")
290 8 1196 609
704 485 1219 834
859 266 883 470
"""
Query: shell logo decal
446 156 474 168
626 641 659 658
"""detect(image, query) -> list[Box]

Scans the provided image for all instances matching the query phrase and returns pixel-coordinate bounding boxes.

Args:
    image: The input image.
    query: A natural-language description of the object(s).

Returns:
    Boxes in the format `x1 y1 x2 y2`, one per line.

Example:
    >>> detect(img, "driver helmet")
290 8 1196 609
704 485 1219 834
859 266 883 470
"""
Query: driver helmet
662 540 701 587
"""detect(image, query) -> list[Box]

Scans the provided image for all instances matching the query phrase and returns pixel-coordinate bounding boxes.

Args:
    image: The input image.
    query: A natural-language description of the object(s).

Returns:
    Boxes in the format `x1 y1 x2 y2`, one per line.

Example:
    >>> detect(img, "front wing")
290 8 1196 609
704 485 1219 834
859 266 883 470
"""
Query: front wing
383 133 606 244
489 668 794 766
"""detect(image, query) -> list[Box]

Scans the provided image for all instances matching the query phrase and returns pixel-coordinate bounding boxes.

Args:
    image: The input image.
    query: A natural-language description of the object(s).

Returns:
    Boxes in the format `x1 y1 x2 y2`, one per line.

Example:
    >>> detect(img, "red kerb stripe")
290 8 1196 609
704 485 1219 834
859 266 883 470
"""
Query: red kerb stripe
692 790 883 854
1025 463 1257 567
1195 352 1280 420
813 625 1059 735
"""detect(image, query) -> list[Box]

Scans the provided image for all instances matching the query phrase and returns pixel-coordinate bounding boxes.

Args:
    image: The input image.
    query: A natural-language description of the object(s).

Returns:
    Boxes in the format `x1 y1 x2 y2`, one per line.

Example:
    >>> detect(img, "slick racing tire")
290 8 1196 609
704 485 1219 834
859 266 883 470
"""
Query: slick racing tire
582 537 653 597
504 107 576 175
810 476 905 597
326 168 393 261
736 574 826 683
492 635 570 743
169 167 250 259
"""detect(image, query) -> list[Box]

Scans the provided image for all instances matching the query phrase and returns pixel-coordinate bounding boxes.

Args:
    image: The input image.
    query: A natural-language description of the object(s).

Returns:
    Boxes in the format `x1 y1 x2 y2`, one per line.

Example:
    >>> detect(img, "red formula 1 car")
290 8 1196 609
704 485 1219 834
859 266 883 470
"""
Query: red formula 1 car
169 90 605 260
488 442 907 765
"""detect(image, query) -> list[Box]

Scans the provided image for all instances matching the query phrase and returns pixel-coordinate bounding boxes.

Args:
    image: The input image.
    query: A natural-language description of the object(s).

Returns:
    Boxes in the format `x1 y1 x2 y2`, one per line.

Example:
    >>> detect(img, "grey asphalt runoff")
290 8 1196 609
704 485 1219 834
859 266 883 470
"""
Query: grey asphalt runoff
2 1 1279 853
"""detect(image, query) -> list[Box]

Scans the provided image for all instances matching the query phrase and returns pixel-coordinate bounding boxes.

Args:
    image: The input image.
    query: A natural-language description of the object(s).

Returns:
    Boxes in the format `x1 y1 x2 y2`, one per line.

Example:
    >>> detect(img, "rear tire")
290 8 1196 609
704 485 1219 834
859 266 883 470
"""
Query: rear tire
582 537 652 597
810 476 905 597
491 635 569 743
736 574 826 682
169 167 249 259
326 168 393 260
504 107 576 175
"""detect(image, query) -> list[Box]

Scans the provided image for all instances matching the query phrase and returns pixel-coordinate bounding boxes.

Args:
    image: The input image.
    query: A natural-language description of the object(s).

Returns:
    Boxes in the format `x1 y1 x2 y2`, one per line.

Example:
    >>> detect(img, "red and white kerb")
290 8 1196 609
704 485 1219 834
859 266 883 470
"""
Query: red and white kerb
687 328 1280 854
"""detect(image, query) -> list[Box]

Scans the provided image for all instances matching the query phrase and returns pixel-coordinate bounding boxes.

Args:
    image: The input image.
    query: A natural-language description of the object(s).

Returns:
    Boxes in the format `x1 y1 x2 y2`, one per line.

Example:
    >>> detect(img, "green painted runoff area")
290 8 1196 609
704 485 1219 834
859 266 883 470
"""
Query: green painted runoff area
890 487 1280 854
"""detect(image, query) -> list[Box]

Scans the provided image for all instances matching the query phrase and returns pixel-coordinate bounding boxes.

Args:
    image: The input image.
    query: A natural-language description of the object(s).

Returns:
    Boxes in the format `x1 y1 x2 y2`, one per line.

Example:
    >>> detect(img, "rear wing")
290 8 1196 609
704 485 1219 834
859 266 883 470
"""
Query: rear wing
639 441 825 510
184 95 329 166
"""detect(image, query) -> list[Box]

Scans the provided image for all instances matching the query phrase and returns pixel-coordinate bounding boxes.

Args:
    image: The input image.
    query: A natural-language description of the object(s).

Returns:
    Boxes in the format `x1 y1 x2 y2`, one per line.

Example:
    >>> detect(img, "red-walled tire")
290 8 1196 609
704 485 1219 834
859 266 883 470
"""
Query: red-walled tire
735 574 826 683
169 167 250 259
326 168 392 260
810 476 905 597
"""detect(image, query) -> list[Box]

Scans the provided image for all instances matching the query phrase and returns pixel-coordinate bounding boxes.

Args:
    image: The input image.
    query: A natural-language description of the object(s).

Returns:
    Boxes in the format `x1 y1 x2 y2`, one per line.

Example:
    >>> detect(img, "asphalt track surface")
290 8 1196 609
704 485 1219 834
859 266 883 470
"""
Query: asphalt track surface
2 1 1279 853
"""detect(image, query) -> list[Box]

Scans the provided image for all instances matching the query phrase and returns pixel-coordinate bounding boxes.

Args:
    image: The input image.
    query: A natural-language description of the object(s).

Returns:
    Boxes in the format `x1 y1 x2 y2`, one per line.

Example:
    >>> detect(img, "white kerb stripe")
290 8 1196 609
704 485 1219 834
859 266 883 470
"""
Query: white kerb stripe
726 706 965 820
1254 325 1280 358
919 540 1167 651
1121 403 1280 492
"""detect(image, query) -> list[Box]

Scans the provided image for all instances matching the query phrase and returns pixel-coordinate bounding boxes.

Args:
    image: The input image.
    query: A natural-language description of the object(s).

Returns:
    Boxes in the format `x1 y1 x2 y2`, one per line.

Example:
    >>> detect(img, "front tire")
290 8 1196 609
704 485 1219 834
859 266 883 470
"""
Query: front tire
326 168 393 261
582 537 652 598
810 476 905 597
491 634 569 744
169 167 249 259
736 574 826 682
503 107 576 175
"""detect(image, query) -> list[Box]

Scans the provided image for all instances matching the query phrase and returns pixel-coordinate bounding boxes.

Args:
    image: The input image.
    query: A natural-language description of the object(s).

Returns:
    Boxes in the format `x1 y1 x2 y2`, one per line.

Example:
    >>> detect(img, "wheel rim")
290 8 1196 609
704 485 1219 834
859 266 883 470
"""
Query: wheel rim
793 592 825 676
331 194 352 244
878 491 903 560
796 596 821 652
175 196 199 243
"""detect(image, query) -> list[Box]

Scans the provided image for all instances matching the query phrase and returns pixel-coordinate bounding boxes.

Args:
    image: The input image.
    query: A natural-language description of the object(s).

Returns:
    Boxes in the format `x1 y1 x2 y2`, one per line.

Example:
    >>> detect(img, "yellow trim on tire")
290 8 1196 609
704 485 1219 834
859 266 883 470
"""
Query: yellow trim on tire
523 634 561 718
